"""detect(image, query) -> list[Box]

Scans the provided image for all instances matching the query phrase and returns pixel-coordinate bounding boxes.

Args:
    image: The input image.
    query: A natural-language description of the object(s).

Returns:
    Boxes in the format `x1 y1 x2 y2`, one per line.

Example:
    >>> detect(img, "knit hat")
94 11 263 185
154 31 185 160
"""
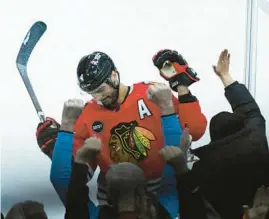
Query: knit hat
209 111 245 141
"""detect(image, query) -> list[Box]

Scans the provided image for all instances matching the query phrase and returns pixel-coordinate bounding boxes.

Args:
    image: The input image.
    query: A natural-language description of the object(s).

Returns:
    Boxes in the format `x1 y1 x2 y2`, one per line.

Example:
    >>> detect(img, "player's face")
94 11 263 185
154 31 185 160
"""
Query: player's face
90 82 117 106
89 71 119 107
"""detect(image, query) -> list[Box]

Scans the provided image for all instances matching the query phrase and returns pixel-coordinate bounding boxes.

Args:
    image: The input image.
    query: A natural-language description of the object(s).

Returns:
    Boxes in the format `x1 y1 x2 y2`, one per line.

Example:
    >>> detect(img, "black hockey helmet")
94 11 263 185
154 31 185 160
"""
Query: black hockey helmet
77 51 117 92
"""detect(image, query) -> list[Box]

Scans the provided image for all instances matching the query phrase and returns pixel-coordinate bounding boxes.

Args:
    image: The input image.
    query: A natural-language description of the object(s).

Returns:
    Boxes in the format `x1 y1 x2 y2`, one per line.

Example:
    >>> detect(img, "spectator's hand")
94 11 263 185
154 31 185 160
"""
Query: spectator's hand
160 128 192 174
147 83 175 115
253 186 269 207
75 137 101 165
213 49 235 87
213 49 230 77
179 128 193 154
36 117 60 158
243 186 269 219
60 99 84 132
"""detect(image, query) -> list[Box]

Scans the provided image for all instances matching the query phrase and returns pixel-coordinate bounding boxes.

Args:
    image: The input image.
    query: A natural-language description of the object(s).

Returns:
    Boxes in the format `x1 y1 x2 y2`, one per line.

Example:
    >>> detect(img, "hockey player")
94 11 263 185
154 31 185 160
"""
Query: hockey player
73 49 207 218
38 83 190 219
37 83 192 219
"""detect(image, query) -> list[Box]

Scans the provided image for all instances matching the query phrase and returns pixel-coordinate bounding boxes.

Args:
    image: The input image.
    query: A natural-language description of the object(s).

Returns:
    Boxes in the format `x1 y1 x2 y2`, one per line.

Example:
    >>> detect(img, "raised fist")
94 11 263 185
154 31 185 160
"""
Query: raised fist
61 99 84 132
147 83 173 111
243 186 269 219
75 137 102 164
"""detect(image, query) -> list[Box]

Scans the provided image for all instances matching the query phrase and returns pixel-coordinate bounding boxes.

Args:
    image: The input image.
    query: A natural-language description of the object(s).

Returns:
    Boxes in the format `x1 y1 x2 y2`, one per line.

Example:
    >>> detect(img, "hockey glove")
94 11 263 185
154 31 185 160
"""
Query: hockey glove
36 117 60 158
152 49 200 91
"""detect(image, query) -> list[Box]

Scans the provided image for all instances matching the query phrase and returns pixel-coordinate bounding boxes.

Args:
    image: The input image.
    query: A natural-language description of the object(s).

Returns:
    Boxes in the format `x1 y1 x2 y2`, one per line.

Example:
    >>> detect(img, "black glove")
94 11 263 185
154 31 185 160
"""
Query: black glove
152 49 200 91
36 117 60 158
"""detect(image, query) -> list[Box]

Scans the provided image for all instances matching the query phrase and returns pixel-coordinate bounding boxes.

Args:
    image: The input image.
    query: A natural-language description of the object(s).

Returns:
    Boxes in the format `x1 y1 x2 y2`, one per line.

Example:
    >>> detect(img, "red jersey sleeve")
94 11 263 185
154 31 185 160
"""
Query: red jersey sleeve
73 113 97 172
172 95 207 141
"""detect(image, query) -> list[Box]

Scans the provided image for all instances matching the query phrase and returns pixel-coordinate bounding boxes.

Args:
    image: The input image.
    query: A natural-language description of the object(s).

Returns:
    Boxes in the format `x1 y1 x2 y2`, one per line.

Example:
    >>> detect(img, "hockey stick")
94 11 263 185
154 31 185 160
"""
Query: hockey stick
16 21 47 122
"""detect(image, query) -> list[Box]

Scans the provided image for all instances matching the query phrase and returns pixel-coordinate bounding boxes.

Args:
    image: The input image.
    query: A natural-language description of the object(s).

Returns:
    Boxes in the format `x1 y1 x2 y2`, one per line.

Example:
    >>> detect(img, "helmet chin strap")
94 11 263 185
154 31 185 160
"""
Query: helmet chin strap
104 71 120 110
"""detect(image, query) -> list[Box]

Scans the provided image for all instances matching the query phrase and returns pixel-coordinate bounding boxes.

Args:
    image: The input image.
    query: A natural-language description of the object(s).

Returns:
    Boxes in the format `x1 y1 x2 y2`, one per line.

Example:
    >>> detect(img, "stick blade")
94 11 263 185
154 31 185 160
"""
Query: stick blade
16 21 47 67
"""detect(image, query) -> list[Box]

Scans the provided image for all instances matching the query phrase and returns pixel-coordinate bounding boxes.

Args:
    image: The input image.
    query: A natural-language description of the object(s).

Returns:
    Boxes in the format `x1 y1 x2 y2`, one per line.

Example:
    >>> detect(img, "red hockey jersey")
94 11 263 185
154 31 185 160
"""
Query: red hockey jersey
73 82 207 179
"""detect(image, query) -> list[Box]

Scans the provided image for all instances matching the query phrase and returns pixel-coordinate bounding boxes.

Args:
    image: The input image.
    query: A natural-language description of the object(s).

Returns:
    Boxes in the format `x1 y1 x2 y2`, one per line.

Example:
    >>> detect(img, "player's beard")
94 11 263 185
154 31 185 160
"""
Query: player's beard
101 88 118 110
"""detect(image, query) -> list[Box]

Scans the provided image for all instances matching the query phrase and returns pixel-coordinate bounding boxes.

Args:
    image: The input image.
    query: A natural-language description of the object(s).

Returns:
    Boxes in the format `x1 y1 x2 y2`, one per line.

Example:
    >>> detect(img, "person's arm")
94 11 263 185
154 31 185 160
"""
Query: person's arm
172 89 207 141
50 99 90 203
161 111 182 146
35 117 67 203
73 121 97 177
214 49 265 128
224 78 265 126
160 113 185 218
176 171 207 219
160 143 221 219
50 131 74 203
176 170 221 219
50 99 98 219
64 162 90 219
36 116 95 214
151 49 208 141
160 141 208 219
51 131 98 219
65 137 101 219
147 84 183 218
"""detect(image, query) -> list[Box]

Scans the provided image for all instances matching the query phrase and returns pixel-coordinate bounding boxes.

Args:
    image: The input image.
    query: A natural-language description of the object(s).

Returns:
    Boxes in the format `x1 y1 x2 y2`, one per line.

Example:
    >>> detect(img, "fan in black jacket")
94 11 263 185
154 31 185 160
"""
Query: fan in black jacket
191 49 269 219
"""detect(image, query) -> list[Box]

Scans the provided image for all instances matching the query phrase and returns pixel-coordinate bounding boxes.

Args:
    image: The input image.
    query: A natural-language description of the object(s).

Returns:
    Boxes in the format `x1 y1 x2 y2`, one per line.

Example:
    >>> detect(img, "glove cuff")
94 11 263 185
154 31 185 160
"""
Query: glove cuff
169 68 200 91
178 92 197 103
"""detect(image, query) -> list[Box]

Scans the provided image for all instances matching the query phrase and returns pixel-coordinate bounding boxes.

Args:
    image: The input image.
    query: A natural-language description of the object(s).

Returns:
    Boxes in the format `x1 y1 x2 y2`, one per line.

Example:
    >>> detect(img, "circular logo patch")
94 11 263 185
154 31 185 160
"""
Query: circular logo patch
92 121 104 133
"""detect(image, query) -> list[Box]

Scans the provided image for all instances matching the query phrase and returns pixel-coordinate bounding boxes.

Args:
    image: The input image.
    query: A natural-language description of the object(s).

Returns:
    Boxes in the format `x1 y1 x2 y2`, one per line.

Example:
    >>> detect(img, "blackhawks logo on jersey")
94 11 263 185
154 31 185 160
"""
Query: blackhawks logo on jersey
109 121 156 164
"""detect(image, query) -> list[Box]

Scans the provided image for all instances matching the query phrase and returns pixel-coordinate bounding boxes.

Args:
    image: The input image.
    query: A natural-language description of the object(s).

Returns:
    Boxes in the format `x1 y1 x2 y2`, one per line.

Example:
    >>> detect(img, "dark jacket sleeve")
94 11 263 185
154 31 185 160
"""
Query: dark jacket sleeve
225 81 265 130
64 162 89 219
177 171 207 219
176 171 221 219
